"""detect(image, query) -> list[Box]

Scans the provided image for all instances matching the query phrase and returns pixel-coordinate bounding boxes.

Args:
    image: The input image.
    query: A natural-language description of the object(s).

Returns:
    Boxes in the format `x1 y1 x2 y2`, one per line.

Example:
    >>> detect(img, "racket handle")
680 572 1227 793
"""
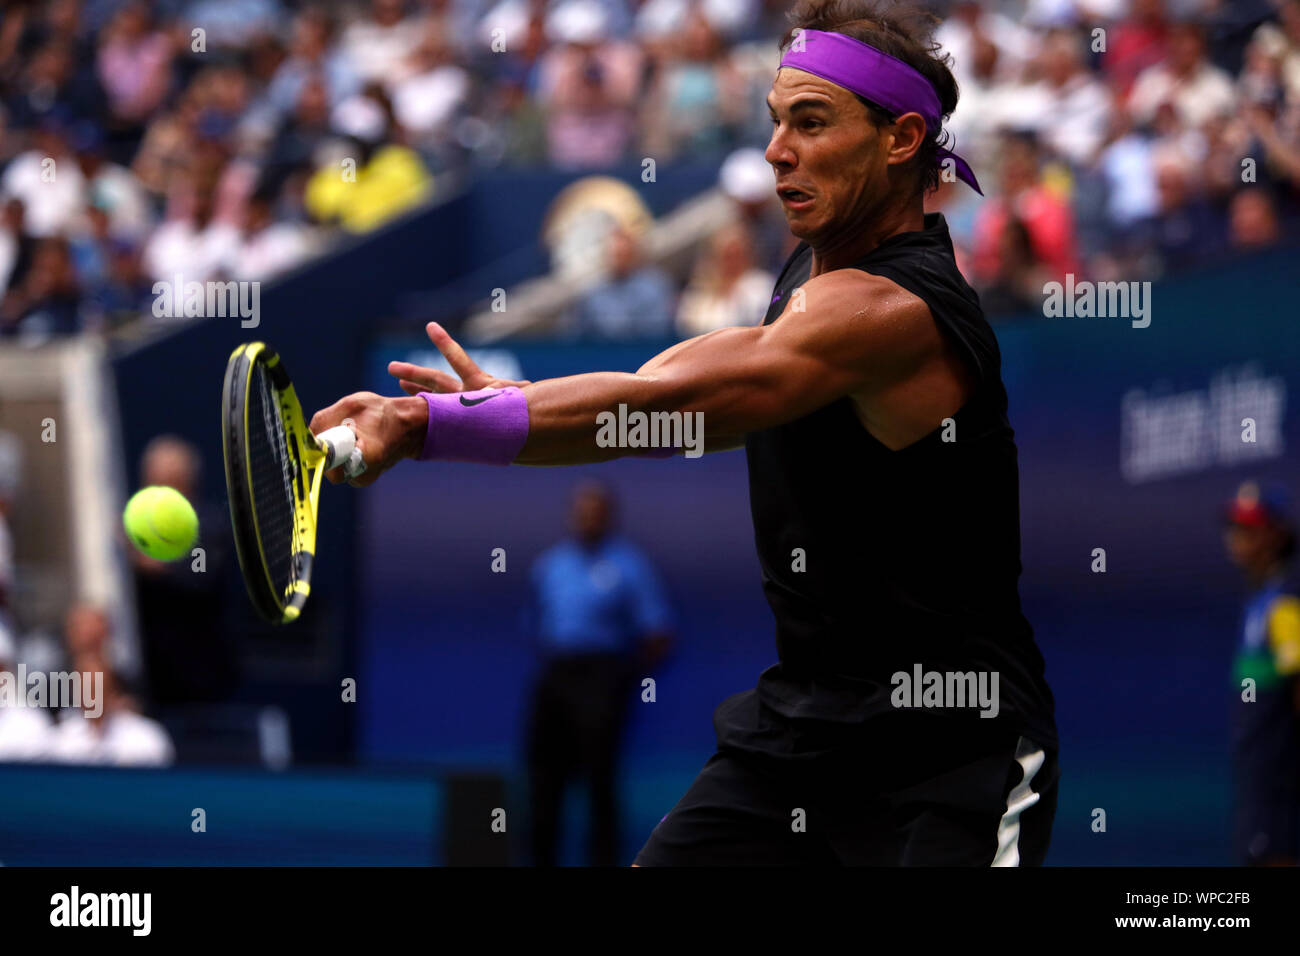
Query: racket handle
316 424 367 478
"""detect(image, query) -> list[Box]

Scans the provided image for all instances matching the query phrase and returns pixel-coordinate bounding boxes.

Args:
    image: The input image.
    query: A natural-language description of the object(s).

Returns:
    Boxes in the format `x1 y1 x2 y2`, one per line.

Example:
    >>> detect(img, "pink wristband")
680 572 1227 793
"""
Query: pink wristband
419 387 530 464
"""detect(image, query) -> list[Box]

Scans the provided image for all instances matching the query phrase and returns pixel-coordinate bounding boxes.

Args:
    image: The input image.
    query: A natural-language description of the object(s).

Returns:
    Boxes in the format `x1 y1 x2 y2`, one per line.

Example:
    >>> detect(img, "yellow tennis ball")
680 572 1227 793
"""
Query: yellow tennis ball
123 486 198 562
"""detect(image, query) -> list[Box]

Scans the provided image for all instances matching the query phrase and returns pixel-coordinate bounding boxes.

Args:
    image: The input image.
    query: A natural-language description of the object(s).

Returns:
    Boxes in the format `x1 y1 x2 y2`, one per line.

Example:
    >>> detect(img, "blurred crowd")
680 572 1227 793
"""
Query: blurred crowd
936 0 1300 317
0 429 238 768
1 0 1298 340
557 0 1300 335
0 601 176 766
0 429 174 765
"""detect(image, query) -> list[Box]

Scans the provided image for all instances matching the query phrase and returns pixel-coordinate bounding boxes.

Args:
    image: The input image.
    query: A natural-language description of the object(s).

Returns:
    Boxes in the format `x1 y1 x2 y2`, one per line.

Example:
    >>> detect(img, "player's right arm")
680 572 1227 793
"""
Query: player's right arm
311 273 958 481
505 269 953 465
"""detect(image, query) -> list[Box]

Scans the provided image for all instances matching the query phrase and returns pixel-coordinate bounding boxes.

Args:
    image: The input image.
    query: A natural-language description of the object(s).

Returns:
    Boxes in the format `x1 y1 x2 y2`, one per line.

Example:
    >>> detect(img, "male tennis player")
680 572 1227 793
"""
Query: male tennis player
311 0 1057 865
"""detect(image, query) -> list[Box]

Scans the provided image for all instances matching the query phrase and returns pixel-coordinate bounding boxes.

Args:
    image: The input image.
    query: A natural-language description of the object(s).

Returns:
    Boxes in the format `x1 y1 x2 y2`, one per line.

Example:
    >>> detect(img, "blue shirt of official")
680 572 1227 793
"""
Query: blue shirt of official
530 535 671 656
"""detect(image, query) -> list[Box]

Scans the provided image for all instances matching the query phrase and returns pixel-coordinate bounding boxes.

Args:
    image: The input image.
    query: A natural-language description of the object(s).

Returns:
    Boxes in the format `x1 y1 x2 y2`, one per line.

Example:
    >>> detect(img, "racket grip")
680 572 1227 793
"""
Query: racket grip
316 424 366 477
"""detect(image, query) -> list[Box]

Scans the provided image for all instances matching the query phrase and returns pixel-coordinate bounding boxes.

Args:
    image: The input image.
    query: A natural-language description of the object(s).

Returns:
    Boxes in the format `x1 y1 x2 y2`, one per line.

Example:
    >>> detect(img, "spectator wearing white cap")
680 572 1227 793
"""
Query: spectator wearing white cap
480 0 634 46
304 86 433 232
718 147 792 274
635 0 757 43
340 0 423 88
0 122 86 240
389 18 472 151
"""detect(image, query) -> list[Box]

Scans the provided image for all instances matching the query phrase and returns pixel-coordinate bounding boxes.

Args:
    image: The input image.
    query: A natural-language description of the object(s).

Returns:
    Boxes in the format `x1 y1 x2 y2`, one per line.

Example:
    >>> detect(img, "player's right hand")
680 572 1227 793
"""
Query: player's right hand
309 392 428 488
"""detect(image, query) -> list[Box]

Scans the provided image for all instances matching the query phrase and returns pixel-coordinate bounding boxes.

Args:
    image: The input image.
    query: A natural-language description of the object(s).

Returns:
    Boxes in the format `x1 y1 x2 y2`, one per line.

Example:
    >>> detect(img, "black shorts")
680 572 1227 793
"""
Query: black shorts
634 719 1059 866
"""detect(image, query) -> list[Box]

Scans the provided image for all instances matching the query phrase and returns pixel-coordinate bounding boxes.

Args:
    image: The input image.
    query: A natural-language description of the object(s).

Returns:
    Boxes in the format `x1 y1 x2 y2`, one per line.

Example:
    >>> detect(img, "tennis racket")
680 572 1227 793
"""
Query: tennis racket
221 342 365 624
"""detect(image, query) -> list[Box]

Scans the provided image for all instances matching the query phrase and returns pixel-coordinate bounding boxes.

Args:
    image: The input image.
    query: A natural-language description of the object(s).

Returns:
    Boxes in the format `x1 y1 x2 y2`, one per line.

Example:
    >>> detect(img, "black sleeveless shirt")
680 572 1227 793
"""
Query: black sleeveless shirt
718 213 1057 758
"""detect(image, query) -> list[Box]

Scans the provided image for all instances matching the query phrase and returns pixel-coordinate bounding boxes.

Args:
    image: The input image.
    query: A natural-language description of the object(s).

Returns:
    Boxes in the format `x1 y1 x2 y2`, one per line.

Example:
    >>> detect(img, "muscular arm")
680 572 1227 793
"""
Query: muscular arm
513 272 941 465
311 275 953 485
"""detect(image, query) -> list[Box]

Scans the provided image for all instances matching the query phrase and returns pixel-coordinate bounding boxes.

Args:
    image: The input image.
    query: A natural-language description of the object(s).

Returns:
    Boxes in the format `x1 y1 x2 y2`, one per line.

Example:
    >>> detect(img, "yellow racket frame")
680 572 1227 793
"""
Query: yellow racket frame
222 342 333 624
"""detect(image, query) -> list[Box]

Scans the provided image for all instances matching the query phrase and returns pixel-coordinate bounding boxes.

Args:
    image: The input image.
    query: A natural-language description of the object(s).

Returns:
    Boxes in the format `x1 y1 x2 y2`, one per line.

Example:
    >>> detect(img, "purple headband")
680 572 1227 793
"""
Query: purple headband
778 29 982 195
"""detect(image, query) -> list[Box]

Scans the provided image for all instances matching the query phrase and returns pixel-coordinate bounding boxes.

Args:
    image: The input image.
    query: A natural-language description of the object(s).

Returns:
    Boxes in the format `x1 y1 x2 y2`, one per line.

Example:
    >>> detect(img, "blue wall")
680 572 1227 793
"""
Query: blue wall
0 765 438 865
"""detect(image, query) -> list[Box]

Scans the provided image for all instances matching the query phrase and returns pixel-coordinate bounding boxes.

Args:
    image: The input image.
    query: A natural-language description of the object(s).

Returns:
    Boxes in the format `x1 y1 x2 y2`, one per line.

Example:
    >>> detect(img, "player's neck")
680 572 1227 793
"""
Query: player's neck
807 200 926 278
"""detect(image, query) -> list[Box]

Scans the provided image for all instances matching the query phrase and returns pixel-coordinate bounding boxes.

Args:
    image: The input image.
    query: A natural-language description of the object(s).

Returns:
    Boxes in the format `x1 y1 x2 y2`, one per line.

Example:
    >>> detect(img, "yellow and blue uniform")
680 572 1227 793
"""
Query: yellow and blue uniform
1231 579 1300 863
530 536 671 656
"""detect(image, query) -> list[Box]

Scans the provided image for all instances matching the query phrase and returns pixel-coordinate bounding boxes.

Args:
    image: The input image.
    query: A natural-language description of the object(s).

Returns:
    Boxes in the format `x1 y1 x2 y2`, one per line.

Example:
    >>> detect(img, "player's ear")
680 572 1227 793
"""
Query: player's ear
886 112 927 168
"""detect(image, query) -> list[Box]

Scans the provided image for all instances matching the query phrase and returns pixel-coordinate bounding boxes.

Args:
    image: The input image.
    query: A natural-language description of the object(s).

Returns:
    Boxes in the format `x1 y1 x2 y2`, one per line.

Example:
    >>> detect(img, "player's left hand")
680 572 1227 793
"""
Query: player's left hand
309 391 428 487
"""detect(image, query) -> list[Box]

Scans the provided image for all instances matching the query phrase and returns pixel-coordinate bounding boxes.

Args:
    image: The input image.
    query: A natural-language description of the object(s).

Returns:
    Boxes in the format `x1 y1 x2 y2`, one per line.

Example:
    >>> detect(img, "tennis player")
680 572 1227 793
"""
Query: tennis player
311 0 1057 866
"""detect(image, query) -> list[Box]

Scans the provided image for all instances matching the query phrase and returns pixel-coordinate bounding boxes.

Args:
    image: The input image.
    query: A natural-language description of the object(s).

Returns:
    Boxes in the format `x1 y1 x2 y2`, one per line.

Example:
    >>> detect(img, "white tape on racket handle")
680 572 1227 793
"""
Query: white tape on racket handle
344 445 366 479
316 425 356 470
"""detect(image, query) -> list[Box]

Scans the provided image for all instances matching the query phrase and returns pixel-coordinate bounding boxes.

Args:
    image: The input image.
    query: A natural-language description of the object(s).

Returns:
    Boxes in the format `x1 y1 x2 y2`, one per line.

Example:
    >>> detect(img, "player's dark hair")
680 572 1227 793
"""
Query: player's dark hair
780 0 959 194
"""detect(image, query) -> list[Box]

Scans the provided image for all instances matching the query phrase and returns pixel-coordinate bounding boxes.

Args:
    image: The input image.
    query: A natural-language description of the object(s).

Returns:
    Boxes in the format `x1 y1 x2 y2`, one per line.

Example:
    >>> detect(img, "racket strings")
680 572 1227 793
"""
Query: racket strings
249 363 298 604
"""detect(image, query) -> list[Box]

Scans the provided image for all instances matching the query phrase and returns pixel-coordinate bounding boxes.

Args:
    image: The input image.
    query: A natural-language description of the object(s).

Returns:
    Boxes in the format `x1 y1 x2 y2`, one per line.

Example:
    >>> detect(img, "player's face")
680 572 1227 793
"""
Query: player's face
765 69 891 242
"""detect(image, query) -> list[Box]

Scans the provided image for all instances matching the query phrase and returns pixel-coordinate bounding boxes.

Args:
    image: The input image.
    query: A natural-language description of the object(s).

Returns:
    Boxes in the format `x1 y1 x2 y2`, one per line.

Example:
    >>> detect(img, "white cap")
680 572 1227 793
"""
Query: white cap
478 0 531 51
701 0 754 37
635 0 687 39
636 0 754 39
332 95 387 144
719 148 774 204
547 0 610 45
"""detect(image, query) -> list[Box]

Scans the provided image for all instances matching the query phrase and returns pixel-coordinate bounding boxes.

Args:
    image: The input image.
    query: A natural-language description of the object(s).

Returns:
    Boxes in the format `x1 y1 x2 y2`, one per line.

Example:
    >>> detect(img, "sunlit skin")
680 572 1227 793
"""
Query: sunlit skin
764 67 928 277
311 64 972 487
